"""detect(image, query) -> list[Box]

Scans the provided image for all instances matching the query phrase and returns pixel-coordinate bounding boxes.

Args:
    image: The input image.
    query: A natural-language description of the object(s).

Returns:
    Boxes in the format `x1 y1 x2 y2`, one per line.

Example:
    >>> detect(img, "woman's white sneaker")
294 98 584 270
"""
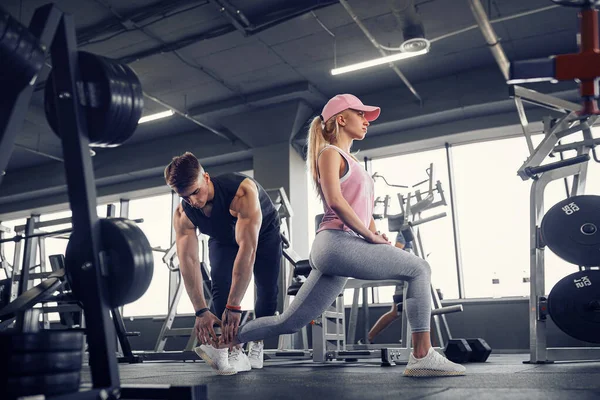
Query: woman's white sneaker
194 344 237 375
247 341 264 369
228 346 251 372
403 347 466 377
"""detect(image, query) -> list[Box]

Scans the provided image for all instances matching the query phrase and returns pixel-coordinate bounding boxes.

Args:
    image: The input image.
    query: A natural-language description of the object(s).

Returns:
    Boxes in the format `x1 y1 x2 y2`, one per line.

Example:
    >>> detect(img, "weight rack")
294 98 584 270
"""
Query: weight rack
512 85 600 363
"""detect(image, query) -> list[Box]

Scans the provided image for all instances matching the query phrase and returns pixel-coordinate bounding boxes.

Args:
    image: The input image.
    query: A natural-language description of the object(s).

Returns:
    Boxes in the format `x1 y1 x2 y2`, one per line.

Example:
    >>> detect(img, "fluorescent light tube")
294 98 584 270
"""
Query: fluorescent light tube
139 110 174 124
331 48 429 76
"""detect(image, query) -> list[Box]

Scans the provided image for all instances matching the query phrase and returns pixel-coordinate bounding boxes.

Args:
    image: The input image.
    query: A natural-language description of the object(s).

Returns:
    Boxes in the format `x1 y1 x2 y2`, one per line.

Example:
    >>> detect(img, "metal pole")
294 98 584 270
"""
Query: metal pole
445 143 465 298
467 0 510 80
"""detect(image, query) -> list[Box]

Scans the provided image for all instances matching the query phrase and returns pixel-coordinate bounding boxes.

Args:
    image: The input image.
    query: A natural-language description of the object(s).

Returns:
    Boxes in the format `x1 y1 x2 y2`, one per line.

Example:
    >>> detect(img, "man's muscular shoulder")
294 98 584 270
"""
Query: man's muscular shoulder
230 178 258 215
174 203 195 232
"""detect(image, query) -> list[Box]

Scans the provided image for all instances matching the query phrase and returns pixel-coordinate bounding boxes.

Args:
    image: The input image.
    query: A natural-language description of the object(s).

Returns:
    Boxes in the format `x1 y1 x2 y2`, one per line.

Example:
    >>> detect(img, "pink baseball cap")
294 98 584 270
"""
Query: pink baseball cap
320 94 381 122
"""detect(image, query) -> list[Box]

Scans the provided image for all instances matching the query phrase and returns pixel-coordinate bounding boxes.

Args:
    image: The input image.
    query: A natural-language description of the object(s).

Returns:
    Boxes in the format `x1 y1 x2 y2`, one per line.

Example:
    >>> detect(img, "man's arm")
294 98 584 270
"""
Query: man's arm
228 179 262 307
174 205 208 311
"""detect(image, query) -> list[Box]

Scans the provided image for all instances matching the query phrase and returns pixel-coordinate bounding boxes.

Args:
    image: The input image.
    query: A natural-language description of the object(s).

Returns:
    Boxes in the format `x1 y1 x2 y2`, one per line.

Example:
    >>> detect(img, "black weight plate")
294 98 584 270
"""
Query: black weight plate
0 270 65 321
103 218 154 306
78 51 111 144
541 195 600 266
5 370 80 398
100 57 129 147
548 270 600 344
2 19 43 92
45 52 111 145
122 63 144 143
65 218 154 307
0 330 84 352
12 25 43 85
8 351 83 375
110 62 137 146
112 61 141 146
117 62 143 145
107 60 133 146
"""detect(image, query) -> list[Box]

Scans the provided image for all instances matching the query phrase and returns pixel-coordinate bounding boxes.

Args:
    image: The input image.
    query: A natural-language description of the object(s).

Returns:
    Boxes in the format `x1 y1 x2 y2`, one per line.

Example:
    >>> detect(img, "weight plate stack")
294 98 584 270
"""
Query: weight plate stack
0 330 84 399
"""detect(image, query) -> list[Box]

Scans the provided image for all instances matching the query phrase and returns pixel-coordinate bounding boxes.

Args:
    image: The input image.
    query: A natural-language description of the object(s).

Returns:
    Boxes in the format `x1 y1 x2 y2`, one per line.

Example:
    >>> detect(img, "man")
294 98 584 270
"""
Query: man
165 152 282 375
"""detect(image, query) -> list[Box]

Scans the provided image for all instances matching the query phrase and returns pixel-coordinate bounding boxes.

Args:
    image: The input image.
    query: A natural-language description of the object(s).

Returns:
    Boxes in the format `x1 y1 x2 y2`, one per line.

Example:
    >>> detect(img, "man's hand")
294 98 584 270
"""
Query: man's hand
221 309 242 345
194 311 221 345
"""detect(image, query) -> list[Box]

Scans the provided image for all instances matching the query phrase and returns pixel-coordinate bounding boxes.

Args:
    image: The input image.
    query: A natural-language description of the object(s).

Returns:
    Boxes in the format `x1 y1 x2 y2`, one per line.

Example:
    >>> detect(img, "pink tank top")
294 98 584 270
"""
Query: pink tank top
316 145 374 234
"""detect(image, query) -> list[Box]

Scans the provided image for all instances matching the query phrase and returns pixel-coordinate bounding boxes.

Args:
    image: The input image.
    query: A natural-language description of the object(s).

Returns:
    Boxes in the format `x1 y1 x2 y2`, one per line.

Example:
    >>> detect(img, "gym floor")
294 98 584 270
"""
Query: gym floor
80 354 600 399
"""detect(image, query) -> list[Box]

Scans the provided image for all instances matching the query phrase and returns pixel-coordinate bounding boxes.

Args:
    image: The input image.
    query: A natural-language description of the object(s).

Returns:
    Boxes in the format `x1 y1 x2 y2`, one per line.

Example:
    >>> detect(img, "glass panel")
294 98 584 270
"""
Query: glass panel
123 194 172 317
371 148 458 302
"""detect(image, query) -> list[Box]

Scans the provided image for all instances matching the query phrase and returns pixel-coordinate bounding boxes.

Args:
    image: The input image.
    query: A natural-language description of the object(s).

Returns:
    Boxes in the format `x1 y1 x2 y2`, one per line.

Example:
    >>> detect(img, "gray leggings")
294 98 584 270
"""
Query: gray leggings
236 229 432 343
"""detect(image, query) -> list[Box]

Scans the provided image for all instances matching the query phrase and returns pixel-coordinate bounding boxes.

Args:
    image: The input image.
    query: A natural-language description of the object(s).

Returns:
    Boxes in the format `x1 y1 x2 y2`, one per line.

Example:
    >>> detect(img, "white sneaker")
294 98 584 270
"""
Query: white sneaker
194 344 237 376
403 347 466 377
228 346 251 372
247 341 264 369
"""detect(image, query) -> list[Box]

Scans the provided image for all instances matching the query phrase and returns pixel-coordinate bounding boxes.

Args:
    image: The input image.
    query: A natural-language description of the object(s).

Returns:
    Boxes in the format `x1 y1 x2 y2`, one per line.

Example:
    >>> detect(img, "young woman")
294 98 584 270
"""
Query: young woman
199 94 466 377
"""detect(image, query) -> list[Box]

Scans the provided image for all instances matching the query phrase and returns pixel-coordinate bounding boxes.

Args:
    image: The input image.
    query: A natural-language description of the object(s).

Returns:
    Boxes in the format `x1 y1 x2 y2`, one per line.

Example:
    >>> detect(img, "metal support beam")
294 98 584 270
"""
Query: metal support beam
467 0 510 81
445 143 465 299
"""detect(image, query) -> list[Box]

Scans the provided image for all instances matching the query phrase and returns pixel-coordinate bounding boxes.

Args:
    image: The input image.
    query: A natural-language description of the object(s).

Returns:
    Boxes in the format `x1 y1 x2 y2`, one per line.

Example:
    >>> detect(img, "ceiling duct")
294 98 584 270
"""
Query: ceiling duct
389 0 429 53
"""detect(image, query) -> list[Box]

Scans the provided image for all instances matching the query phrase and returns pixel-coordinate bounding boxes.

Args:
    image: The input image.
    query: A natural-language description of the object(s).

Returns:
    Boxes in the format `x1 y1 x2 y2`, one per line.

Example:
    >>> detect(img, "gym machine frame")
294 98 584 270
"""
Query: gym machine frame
0 4 206 398
511 86 600 363
4 215 81 331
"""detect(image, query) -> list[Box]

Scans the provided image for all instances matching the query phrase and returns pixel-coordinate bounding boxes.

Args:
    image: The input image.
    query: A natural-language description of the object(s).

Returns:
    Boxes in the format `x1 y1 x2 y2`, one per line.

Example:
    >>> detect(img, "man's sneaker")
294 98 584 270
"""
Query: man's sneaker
247 341 264 369
228 346 251 372
403 347 466 377
194 344 237 376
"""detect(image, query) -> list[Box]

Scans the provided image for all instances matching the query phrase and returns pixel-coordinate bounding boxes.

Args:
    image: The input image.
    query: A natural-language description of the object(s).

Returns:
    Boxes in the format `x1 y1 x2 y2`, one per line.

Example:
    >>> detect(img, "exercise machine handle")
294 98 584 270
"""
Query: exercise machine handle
523 154 590 178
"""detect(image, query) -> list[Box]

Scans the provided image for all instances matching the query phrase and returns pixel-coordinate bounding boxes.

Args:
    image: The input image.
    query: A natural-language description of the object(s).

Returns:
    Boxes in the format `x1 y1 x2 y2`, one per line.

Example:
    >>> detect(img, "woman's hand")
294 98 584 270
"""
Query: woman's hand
366 231 391 245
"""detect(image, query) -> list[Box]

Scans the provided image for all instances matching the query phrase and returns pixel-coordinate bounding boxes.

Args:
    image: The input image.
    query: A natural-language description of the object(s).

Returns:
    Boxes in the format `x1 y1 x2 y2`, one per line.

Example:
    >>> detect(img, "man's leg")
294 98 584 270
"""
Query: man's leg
246 228 282 368
253 228 282 318
208 240 237 319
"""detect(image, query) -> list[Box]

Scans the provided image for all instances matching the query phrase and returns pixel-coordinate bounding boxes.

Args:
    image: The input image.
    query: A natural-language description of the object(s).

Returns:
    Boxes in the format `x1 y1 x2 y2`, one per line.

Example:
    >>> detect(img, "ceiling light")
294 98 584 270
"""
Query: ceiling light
138 110 174 124
331 46 430 76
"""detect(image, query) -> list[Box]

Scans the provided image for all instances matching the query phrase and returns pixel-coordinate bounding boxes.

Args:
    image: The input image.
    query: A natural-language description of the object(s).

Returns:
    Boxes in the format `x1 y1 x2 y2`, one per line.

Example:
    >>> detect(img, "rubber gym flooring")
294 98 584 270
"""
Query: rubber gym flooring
80 353 600 399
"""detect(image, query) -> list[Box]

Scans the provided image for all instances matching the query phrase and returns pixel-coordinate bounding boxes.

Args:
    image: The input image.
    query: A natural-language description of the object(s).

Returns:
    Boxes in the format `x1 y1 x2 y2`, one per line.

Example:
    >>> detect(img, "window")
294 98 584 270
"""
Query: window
449 133 600 299
371 148 458 302
452 137 534 298
124 194 172 317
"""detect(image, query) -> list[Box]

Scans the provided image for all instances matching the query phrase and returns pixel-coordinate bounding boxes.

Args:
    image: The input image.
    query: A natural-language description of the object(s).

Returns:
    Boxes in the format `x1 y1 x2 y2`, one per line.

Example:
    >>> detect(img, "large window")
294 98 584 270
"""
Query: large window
371 148 458 301
452 137 533 298
124 194 172 317
452 133 600 298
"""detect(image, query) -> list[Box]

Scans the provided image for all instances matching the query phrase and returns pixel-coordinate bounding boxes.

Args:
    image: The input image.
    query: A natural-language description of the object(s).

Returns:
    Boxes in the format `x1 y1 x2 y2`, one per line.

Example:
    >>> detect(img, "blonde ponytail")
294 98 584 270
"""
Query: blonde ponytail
307 113 346 200
307 116 327 200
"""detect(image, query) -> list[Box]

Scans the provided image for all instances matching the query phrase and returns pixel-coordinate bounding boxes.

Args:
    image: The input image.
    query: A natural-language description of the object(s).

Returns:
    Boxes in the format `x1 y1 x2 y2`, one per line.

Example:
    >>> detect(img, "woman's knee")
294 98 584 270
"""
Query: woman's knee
418 258 432 279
